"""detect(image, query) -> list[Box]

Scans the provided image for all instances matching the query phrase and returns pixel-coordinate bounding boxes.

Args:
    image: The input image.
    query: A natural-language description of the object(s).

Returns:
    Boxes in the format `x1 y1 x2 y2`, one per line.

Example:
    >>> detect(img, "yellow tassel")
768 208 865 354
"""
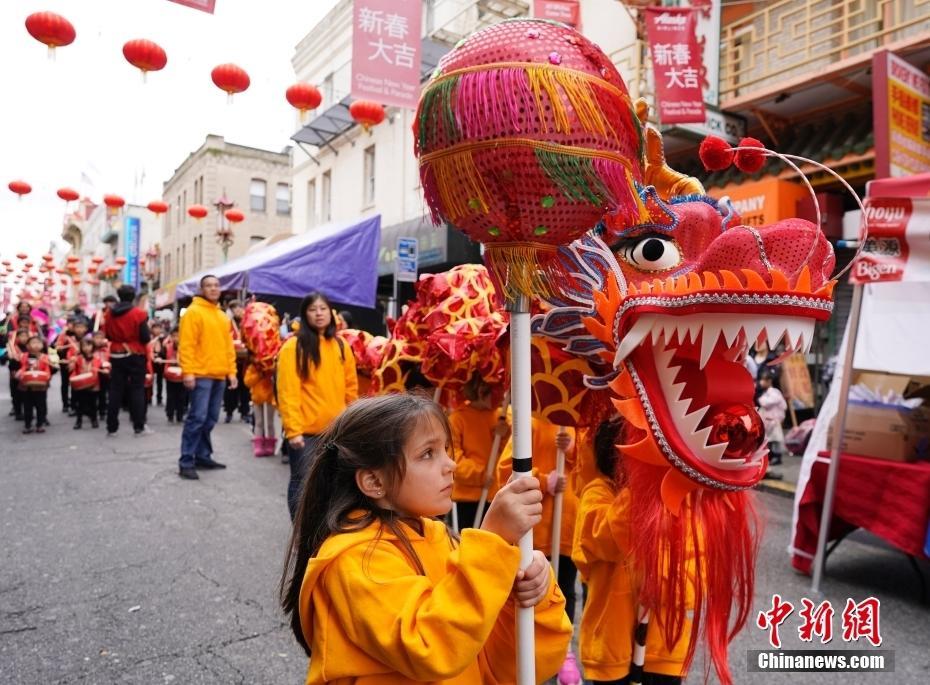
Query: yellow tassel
484 243 557 299
525 66 615 139
428 151 490 221
630 168 651 223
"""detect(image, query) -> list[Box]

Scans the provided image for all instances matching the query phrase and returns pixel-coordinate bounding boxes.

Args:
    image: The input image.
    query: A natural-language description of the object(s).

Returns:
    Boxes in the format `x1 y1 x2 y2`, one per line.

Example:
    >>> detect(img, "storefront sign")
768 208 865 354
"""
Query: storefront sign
712 178 808 227
352 0 422 109
672 107 746 144
781 354 814 408
533 1 581 29
645 7 705 124
873 50 930 177
124 216 140 289
851 197 930 284
396 236 419 283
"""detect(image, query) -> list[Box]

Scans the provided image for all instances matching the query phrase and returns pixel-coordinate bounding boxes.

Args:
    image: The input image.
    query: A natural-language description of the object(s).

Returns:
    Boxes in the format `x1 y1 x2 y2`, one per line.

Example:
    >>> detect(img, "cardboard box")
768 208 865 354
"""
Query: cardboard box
827 371 930 462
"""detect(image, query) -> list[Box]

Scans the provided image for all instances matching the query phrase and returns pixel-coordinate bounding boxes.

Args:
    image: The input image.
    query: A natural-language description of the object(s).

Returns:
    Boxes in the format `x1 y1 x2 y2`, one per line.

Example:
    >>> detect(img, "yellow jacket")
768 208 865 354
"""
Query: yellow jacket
497 418 577 558
244 364 275 406
572 477 693 680
448 404 509 502
178 296 236 380
276 336 358 439
298 517 572 684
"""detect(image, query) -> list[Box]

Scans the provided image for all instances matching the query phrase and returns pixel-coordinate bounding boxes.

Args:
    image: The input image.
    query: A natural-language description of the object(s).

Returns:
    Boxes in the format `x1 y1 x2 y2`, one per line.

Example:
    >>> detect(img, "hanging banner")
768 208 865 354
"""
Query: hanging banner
851 197 930 284
167 0 216 13
873 50 930 178
124 216 141 289
351 0 422 109
533 1 581 29
645 7 706 125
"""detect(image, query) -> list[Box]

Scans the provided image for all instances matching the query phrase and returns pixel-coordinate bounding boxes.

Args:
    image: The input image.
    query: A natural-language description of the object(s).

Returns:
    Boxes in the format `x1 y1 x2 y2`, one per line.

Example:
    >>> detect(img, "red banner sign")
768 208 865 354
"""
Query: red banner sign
850 197 930 284
533 1 581 29
167 0 216 13
645 7 705 125
351 0 422 110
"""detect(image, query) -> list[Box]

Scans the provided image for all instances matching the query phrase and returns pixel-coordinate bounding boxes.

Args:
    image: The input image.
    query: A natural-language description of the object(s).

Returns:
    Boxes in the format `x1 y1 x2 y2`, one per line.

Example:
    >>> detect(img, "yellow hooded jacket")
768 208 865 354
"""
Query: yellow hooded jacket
572 477 694 680
277 335 358 439
178 296 236 380
497 418 577 558
298 517 572 684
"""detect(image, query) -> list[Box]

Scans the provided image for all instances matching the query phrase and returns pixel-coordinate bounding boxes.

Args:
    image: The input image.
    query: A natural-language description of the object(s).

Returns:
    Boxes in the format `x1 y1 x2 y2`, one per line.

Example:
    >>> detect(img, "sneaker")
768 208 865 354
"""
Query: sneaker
22 427 34 434
36 427 46 434
195 459 226 470
134 425 155 437
91 419 99 429
106 432 117 438
178 467 199 480
167 417 174 424
224 413 233 424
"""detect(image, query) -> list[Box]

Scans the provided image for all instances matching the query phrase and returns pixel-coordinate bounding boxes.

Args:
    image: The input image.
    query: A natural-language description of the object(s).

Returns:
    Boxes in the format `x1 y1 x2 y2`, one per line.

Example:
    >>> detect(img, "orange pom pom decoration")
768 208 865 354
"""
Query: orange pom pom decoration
699 136 734 171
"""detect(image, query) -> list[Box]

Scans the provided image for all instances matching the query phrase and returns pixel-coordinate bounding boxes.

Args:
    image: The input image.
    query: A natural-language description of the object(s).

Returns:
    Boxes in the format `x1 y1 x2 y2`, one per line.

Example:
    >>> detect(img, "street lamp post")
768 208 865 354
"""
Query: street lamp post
214 193 235 263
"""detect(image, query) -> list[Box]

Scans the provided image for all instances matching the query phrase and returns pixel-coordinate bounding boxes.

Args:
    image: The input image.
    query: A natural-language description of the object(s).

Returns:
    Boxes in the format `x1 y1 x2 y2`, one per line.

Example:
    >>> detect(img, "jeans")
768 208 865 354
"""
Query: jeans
179 378 225 469
107 355 146 433
287 434 320 521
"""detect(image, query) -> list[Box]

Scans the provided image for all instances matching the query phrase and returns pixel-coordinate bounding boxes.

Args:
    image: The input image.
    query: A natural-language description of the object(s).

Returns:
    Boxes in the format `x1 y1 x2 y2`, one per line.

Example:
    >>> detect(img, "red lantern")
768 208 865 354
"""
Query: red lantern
122 39 167 81
115 257 128 266
87 265 98 275
2 260 12 267
349 100 385 131
67 255 80 263
103 194 125 209
42 253 53 262
60 278 68 286
25 12 76 58
91 256 105 264
211 63 250 102
16 253 28 261
286 82 322 118
188 204 208 220
224 209 244 223
147 200 169 216
55 267 65 274
24 263 34 270
8 180 32 198
88 278 100 286
57 187 79 203
72 278 82 285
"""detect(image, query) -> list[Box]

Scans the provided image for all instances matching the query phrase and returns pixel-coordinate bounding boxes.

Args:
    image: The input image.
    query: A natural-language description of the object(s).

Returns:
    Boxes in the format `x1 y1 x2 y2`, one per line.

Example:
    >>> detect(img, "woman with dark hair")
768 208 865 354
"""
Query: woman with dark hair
276 292 358 519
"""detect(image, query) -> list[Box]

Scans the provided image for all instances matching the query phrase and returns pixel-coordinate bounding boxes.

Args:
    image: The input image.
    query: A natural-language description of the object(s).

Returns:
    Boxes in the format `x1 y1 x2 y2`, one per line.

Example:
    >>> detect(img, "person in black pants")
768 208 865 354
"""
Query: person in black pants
103 285 151 437
163 328 189 423
19 336 51 434
7 328 29 420
149 321 166 406
223 300 250 423
54 316 77 413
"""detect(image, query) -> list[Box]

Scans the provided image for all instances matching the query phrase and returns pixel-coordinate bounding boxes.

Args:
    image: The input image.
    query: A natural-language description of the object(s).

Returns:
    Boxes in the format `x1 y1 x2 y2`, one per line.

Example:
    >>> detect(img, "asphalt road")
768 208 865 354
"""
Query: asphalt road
1 383 928 684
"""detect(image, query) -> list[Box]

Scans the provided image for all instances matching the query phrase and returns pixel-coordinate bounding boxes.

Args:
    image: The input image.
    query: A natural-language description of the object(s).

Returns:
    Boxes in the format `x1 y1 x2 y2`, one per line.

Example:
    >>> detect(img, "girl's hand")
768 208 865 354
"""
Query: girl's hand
546 471 567 495
288 436 305 450
513 550 550 608
493 418 510 439
555 431 572 453
480 476 542 545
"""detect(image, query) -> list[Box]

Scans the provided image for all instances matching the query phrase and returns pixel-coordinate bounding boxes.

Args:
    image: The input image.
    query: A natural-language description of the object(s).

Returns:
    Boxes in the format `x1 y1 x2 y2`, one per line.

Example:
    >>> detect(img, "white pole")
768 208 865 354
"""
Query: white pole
629 605 650 685
550 426 568 577
474 393 511 528
811 283 864 594
510 294 535 685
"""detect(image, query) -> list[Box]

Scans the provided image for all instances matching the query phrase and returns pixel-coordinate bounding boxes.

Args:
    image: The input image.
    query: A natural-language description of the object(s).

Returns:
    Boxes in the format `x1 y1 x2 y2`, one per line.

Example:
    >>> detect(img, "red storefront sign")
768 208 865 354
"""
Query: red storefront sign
851 197 921 284
533 1 581 29
167 0 216 13
351 0 422 109
644 7 705 124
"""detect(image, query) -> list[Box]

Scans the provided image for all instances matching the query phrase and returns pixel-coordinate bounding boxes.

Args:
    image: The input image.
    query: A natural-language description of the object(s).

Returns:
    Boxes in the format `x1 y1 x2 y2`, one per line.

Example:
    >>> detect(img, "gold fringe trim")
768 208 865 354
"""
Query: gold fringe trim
420 137 639 173
526 66 615 139
484 243 558 299
428 151 492 222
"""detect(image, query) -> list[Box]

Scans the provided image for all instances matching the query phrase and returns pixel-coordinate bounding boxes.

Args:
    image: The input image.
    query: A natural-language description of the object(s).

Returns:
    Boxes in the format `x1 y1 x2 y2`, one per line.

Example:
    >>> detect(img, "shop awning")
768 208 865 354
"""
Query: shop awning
175 215 381 308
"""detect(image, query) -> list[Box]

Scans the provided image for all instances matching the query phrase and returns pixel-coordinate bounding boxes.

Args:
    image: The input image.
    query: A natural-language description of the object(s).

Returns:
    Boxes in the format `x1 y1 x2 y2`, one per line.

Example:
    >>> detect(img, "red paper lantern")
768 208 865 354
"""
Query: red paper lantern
8 180 32 198
286 82 322 117
57 187 79 203
115 257 128 266
87 265 98 275
188 204 208 220
60 278 68 286
122 39 167 81
103 194 125 209
42 253 53 262
72 278 82 285
24 262 34 270
16 253 28 261
147 200 169 215
211 63 250 101
91 255 105 264
349 100 385 131
25 12 76 57
224 209 244 223
55 267 65 274
88 278 100 286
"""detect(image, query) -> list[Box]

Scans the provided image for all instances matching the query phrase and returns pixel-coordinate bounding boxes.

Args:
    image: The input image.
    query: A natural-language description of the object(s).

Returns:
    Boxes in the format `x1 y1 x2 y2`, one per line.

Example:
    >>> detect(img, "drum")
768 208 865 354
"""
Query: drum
164 365 184 383
21 369 50 390
69 371 97 391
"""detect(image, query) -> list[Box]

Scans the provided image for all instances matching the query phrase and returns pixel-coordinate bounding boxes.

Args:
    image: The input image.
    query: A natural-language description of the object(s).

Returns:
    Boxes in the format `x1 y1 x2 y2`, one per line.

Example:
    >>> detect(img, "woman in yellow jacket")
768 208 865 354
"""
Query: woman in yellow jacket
572 418 693 684
447 376 509 529
279 393 572 684
277 292 358 520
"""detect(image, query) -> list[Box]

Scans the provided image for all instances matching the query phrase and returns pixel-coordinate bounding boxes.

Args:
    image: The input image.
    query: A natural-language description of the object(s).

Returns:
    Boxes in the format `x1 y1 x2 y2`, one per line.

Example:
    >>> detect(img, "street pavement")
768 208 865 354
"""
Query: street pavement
1 383 928 684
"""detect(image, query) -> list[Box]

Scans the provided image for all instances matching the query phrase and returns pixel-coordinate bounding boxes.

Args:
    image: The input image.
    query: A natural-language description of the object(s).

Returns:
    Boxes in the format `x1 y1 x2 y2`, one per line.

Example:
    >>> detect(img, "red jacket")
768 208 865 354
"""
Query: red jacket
71 354 102 391
103 303 150 355
17 353 51 386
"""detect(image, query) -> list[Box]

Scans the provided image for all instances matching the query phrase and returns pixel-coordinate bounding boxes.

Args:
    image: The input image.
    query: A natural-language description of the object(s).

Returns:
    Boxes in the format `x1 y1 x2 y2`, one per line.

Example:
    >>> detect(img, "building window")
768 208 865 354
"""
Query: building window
164 254 171 281
182 190 187 220
321 171 332 223
197 175 204 205
176 195 182 226
181 244 186 275
322 73 334 105
363 145 376 207
276 183 291 216
250 179 267 212
307 179 317 228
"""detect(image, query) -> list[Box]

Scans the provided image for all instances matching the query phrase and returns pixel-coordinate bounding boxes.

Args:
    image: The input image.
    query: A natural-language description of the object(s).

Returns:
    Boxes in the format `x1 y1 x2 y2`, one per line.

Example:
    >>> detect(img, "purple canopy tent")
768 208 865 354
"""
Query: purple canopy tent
174 215 381 308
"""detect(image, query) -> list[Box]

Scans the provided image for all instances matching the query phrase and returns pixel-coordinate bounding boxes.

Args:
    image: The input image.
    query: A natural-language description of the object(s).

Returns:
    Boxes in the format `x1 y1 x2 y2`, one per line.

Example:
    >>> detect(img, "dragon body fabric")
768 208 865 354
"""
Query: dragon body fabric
536 185 835 683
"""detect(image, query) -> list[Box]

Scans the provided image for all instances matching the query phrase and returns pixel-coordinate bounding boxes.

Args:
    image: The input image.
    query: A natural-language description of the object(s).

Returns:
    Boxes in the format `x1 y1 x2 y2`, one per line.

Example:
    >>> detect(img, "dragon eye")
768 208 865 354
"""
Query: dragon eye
619 236 681 272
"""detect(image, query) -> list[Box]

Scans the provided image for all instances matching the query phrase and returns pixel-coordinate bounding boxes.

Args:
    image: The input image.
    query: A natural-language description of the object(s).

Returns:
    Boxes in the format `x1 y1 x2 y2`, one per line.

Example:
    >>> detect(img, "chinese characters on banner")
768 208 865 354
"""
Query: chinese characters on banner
644 7 705 125
167 0 216 13
352 0 422 109
533 1 581 29
756 595 882 648
873 50 930 177
851 197 930 284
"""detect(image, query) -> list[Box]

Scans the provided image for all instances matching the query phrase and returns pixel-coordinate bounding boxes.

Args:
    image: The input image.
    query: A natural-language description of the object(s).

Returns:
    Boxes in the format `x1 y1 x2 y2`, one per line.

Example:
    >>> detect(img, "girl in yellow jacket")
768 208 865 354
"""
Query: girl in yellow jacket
447 376 509 529
279 393 573 684
277 292 358 520
572 417 692 685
